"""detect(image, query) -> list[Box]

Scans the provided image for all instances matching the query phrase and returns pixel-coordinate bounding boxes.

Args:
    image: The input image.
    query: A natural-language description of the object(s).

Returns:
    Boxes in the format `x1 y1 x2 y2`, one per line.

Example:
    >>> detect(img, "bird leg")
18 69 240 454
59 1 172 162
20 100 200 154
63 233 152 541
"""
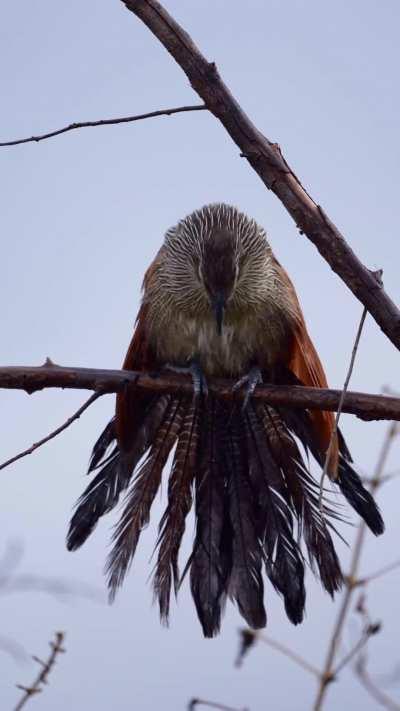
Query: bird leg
165 359 208 398
232 365 263 410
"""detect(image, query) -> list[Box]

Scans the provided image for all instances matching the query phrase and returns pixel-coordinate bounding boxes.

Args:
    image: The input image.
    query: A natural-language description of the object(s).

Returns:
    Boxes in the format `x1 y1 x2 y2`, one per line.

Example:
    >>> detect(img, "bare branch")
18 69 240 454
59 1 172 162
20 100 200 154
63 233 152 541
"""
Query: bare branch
358 559 400 586
256 632 320 679
1 364 400 422
355 655 400 711
121 0 400 351
0 392 102 472
313 422 399 710
234 628 320 678
333 621 381 677
14 632 65 711
0 104 206 147
354 595 400 711
319 307 367 508
188 700 248 711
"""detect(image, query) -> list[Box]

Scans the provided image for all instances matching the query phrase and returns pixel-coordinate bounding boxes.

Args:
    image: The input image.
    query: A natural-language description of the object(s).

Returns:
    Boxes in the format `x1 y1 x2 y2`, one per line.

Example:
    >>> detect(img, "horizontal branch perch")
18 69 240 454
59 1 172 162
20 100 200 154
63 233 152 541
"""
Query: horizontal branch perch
1 364 400 422
122 0 400 352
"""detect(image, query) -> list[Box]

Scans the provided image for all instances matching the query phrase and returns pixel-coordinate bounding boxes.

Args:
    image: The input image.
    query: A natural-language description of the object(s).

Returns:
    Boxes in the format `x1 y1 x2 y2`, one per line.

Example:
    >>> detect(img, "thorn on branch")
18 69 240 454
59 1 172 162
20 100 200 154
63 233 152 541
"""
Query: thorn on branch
239 150 261 160
370 268 384 287
43 357 57 367
206 61 218 77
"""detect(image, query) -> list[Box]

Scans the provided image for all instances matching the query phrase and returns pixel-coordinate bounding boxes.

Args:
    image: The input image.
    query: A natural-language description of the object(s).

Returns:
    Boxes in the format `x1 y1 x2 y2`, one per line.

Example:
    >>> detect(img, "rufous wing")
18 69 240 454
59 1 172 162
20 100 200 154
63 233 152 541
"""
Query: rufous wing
277 261 339 478
115 254 161 452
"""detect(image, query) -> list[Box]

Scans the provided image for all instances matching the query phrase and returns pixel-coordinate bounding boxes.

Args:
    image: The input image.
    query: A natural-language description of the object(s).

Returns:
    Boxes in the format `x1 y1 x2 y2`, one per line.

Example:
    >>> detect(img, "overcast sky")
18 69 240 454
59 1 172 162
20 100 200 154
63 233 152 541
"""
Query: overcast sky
1 2 400 709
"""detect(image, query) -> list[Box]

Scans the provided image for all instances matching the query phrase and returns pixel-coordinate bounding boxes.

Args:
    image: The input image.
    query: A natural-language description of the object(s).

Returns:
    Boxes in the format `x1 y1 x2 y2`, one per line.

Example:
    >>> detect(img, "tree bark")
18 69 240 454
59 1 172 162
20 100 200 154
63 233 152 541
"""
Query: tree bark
122 0 400 352
1 364 400 422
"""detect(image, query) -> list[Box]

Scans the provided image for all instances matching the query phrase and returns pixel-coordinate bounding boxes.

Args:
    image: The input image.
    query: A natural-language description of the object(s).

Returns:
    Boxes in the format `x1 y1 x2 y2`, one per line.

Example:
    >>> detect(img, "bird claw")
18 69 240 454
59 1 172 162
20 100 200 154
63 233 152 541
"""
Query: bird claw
233 366 263 410
165 360 208 399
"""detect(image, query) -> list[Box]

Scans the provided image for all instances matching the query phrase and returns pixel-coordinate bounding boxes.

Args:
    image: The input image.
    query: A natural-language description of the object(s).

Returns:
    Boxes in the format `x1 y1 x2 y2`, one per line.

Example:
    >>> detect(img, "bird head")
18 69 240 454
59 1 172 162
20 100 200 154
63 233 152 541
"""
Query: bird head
158 203 276 333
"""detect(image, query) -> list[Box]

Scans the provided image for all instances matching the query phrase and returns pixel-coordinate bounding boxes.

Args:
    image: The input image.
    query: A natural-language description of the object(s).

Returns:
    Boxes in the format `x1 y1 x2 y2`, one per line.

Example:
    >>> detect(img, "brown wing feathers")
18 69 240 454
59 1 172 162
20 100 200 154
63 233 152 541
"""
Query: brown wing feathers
274 259 339 477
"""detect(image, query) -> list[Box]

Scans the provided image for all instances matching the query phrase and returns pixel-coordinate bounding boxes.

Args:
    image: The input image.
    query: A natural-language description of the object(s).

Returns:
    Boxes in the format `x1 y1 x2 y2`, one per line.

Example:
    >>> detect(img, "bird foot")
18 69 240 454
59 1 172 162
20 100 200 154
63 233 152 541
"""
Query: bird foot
165 360 208 398
232 366 263 410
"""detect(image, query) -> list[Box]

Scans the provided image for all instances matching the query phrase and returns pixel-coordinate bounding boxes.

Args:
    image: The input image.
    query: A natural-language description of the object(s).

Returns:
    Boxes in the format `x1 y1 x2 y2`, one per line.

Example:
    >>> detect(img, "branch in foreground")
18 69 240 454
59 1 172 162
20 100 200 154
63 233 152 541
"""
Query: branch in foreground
0 104 206 146
236 628 320 679
1 363 400 421
353 595 400 711
14 632 65 711
319 306 367 509
312 422 399 710
355 652 400 711
122 0 400 352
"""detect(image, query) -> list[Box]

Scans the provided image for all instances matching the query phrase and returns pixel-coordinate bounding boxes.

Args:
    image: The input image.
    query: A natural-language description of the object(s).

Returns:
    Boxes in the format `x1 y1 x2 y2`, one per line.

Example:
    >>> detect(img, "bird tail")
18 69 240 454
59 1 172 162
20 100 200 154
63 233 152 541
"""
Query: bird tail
67 392 383 636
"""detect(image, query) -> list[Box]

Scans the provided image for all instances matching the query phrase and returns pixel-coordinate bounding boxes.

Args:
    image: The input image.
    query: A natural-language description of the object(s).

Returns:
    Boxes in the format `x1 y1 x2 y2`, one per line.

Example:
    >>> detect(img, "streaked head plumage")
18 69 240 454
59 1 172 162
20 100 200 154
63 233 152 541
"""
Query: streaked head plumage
156 203 276 324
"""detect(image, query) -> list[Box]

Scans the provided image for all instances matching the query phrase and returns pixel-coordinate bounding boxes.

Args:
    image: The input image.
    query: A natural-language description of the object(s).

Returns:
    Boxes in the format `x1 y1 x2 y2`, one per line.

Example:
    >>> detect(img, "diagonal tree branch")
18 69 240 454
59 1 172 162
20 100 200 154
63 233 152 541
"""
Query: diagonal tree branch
1 364 400 421
121 0 400 352
0 392 102 473
0 104 206 147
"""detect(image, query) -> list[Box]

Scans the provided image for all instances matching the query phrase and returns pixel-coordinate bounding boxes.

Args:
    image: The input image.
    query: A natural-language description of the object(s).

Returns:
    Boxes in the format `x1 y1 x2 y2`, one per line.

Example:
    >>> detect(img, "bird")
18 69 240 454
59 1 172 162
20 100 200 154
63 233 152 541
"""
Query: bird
67 203 384 637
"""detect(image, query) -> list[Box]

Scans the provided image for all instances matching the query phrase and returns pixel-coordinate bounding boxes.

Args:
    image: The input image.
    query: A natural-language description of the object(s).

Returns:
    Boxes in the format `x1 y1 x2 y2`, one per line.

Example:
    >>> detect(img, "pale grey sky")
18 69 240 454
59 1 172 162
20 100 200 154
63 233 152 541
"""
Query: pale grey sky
1 2 400 709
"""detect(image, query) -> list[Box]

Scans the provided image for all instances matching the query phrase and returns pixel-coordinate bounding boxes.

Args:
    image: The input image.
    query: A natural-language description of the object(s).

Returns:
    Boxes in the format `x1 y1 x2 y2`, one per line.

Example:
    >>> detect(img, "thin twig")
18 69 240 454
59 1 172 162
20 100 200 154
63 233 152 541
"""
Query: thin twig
313 421 399 710
1 364 400 421
14 632 65 711
257 633 320 679
361 472 400 487
352 597 400 709
0 105 206 146
319 307 368 511
333 624 379 677
355 652 400 710
0 392 102 472
358 559 400 586
188 700 248 711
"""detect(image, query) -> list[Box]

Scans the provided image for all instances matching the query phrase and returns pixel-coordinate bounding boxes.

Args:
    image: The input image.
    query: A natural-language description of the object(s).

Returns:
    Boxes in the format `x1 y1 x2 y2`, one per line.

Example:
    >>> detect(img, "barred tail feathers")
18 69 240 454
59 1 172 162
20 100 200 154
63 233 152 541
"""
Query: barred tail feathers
67 387 383 633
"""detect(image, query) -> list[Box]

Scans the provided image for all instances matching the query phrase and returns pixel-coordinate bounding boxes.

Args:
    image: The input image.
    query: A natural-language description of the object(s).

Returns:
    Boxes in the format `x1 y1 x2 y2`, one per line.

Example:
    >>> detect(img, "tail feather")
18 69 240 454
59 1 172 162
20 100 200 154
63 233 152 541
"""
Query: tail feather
88 418 117 472
225 409 266 629
67 452 128 551
153 399 199 622
277 402 384 537
68 379 384 634
106 396 185 600
190 398 230 637
66 395 171 552
260 406 343 596
245 405 305 624
337 460 384 536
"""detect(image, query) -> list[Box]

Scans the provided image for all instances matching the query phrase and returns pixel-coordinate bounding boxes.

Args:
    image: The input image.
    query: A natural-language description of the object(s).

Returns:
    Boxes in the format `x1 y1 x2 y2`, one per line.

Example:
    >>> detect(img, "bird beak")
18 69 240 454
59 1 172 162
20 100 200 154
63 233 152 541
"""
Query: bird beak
212 292 225 335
